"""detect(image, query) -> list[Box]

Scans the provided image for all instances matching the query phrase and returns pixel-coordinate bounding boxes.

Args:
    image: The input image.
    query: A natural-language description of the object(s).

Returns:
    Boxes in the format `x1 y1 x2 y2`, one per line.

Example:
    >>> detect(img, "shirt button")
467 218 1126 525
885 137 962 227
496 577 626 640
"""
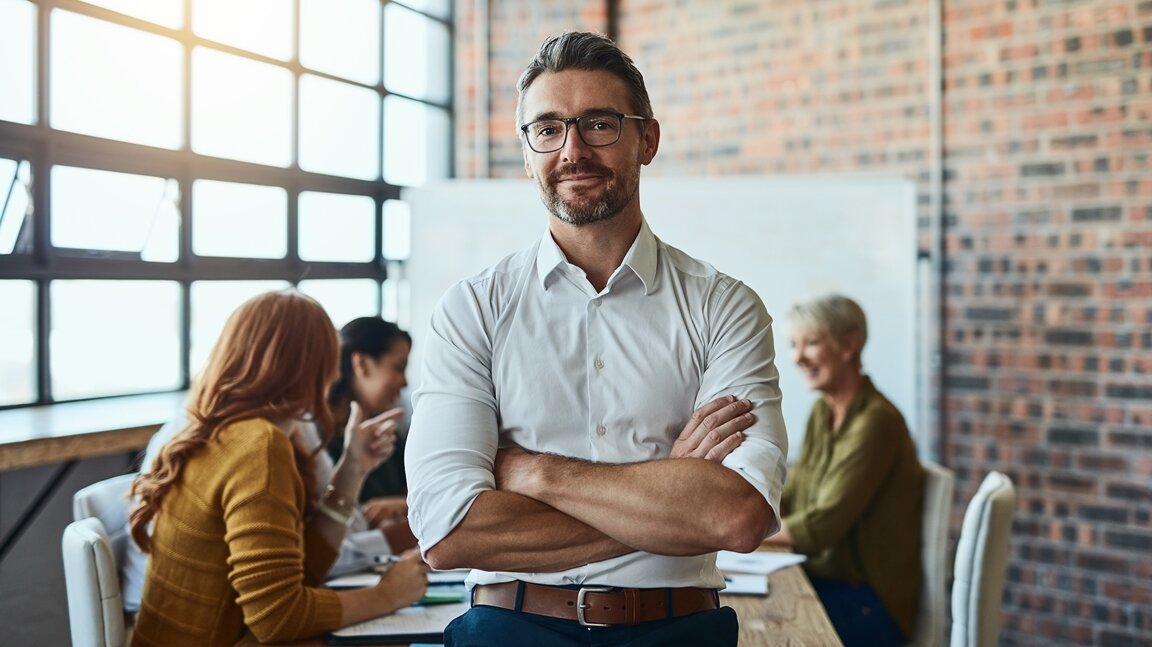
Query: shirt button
594 357 605 370
596 424 606 437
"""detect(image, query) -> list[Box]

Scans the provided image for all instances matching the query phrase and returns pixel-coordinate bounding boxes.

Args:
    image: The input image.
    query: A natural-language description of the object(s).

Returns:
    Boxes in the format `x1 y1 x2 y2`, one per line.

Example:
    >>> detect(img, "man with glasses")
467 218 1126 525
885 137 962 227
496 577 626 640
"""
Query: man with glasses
406 31 788 645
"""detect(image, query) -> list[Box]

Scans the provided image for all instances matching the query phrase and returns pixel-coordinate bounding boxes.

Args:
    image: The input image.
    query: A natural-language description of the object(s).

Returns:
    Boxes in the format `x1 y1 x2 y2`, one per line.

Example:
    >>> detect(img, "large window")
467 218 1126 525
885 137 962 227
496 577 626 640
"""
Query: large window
0 0 452 407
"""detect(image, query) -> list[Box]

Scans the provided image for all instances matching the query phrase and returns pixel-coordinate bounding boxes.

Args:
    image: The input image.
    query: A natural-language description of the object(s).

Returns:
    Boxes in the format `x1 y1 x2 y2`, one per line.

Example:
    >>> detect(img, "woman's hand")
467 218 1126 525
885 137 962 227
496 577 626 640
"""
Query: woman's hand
342 401 403 477
374 549 428 612
362 496 408 528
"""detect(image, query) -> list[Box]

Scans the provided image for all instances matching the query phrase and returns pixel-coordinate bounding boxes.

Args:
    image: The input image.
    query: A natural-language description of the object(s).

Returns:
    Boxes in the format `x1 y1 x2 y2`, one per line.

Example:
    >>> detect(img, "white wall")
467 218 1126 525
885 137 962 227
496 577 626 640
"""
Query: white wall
404 175 919 458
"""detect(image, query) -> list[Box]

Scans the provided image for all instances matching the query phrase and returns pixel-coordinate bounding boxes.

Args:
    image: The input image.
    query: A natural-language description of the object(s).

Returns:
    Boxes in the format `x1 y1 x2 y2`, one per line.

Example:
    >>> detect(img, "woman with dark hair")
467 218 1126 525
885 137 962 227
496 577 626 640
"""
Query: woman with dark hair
129 291 426 647
326 317 414 544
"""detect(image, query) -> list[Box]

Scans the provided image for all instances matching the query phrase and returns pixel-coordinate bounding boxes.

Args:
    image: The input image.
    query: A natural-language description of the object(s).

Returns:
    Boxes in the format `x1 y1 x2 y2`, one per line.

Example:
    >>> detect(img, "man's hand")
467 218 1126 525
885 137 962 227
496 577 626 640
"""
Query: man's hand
671 395 754 461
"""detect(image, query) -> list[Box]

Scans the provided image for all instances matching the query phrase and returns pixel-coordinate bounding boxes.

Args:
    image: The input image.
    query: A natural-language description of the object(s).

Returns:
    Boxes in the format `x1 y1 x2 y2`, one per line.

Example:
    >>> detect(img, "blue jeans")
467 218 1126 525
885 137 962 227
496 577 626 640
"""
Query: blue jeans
443 604 738 647
808 577 906 647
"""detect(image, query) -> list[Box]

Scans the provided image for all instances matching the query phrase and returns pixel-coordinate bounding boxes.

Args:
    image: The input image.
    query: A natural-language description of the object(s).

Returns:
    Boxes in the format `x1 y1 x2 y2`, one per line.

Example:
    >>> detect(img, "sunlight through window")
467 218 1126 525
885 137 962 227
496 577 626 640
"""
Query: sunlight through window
50 10 182 149
192 180 287 258
192 47 293 167
0 0 36 125
193 0 292 61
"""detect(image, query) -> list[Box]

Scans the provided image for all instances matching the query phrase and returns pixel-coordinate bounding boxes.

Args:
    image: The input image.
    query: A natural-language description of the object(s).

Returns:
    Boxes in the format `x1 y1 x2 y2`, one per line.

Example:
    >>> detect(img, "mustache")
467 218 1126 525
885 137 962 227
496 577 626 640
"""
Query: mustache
549 161 614 183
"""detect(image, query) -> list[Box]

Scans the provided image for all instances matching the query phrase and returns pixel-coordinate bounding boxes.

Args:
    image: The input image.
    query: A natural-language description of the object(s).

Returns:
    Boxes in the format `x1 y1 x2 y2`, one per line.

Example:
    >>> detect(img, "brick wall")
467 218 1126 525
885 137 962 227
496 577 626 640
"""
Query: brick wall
455 1 1152 644
941 1 1152 644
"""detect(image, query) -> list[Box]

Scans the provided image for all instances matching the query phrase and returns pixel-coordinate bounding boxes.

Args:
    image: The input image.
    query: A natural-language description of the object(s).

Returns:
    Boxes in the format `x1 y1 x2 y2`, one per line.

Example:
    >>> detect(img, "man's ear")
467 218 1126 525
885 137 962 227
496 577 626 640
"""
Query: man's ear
640 119 660 166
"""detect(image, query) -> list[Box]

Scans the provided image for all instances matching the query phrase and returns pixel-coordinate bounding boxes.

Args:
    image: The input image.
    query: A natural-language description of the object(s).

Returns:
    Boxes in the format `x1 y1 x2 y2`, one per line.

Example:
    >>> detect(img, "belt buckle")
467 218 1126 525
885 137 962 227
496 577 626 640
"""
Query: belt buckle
575 586 614 627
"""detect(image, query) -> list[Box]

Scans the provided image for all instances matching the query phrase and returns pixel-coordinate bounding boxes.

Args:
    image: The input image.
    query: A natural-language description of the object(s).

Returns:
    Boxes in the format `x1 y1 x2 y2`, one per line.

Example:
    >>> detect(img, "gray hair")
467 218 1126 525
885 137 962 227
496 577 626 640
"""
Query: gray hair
788 294 869 368
515 31 654 127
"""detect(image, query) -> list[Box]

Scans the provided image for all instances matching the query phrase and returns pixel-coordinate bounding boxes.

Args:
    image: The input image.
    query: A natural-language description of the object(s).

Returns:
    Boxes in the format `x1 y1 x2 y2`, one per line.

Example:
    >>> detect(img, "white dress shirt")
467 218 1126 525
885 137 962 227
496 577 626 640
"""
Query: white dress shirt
406 218 788 589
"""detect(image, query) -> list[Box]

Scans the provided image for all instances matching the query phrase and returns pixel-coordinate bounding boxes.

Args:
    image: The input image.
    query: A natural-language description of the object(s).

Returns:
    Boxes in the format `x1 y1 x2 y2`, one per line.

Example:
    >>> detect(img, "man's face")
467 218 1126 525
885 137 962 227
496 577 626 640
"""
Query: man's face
519 70 658 226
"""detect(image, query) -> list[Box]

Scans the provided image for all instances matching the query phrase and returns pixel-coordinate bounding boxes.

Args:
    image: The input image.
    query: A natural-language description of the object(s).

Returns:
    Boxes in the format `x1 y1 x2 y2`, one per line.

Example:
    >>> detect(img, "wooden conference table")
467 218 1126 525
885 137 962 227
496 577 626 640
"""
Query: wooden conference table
250 560 843 647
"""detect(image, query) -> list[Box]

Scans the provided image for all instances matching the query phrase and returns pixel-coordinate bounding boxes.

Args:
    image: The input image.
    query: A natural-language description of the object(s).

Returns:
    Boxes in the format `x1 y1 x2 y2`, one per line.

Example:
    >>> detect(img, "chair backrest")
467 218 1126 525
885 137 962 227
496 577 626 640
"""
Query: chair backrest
909 460 955 647
62 517 128 647
951 471 1015 647
73 473 136 570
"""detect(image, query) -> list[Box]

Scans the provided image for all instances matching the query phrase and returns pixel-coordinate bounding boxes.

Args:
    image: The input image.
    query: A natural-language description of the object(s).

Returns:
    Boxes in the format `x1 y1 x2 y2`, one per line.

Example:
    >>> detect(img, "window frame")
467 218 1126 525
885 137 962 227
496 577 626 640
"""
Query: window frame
0 0 454 408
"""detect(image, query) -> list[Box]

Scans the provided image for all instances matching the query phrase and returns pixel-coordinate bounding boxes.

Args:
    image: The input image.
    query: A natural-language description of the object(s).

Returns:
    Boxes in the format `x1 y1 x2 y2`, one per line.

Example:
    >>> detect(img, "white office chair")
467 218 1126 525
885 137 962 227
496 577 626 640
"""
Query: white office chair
64 473 137 647
909 460 955 647
73 472 136 533
62 517 128 647
950 471 1016 647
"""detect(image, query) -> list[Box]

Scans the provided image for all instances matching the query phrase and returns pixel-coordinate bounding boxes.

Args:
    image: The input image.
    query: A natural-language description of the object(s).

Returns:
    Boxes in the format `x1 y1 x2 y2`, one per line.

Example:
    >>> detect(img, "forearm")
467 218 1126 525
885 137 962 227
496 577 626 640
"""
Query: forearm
314 458 368 549
519 455 773 555
424 490 632 572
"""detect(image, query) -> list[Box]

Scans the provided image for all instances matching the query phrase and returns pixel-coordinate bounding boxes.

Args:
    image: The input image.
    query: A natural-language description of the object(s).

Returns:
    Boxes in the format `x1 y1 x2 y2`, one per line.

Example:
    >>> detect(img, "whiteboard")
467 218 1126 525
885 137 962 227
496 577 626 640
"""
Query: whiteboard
404 176 918 459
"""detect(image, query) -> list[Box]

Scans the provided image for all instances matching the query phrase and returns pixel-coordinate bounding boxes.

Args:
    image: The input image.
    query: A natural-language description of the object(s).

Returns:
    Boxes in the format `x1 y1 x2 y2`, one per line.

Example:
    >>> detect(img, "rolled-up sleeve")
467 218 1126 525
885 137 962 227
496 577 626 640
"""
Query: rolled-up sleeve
405 281 501 555
700 279 789 536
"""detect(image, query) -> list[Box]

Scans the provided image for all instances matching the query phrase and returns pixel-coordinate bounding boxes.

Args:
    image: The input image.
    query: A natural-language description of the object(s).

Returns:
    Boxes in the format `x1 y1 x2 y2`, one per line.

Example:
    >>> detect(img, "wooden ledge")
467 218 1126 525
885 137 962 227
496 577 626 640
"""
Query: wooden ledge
0 392 188 470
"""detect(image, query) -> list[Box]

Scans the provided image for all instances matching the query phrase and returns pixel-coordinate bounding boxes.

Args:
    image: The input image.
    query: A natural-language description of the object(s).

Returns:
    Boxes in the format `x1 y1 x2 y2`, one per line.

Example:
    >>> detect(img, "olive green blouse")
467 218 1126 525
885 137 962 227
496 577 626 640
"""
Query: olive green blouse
781 377 924 638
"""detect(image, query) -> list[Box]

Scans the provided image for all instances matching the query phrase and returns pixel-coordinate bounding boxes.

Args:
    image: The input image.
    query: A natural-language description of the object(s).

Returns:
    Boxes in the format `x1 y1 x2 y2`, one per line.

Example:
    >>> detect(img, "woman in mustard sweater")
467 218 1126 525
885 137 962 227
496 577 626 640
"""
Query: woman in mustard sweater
766 294 924 647
129 290 427 646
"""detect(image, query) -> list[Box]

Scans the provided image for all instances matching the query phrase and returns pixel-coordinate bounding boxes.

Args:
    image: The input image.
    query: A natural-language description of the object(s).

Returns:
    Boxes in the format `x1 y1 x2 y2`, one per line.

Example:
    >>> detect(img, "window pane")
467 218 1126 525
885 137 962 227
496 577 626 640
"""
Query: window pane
300 0 380 85
299 75 380 180
0 280 36 406
77 0 183 28
383 97 450 186
192 180 286 258
193 0 292 61
50 280 181 400
382 200 410 260
397 0 451 20
0 0 36 124
384 4 450 103
191 47 293 167
51 166 179 261
0 159 32 255
190 280 290 374
298 192 375 262
381 261 409 329
50 10 182 149
298 279 378 329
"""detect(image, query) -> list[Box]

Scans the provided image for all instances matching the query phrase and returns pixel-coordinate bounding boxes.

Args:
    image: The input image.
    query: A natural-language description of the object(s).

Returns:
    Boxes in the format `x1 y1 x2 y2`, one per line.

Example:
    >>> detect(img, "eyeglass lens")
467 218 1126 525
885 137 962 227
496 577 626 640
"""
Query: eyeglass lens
525 112 622 153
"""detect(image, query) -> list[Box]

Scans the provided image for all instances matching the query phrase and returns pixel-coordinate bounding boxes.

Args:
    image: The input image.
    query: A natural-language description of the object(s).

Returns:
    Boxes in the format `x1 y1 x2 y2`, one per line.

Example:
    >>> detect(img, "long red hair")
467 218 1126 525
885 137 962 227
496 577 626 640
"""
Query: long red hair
129 290 339 552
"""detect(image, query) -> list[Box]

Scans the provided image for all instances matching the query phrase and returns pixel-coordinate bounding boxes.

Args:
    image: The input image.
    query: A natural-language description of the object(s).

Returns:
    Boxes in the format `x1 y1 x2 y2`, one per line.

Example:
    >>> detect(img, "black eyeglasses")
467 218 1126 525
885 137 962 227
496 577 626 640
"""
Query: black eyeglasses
519 111 647 154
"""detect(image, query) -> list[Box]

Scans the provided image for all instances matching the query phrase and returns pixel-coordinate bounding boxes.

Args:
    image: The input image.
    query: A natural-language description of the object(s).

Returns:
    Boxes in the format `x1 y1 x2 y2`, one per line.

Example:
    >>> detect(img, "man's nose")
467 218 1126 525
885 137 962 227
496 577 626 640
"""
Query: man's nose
560 123 592 162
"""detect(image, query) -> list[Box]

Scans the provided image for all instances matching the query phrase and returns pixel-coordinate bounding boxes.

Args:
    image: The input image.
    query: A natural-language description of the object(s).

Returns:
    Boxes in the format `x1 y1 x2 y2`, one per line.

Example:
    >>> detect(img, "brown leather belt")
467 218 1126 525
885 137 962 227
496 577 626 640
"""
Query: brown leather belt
471 581 719 627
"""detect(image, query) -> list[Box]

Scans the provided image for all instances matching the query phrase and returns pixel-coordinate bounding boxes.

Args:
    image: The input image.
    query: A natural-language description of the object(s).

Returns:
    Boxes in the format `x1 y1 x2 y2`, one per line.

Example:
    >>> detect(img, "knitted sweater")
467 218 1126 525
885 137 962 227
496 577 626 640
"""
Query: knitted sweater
132 418 343 646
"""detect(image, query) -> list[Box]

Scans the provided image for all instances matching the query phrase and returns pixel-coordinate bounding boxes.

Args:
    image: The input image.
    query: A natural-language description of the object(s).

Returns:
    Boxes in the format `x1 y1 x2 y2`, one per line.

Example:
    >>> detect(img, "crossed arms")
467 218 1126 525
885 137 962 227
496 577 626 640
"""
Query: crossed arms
423 397 772 572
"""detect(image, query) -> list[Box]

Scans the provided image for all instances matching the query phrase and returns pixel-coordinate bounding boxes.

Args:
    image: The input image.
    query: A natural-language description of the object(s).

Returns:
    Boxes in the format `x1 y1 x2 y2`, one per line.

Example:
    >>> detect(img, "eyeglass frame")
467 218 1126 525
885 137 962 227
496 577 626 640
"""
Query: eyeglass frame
519 111 649 154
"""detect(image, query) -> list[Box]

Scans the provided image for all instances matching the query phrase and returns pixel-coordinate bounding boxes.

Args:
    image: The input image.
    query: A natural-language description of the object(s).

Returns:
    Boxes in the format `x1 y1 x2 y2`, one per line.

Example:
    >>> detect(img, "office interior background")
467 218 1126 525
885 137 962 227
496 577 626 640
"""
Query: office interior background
1 0 1149 645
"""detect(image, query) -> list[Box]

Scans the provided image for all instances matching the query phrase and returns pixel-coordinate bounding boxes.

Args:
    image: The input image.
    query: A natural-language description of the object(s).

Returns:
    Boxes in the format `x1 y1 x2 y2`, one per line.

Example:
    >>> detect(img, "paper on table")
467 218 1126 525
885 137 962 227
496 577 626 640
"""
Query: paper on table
329 601 469 638
326 572 381 588
716 550 806 575
721 573 770 596
428 568 470 584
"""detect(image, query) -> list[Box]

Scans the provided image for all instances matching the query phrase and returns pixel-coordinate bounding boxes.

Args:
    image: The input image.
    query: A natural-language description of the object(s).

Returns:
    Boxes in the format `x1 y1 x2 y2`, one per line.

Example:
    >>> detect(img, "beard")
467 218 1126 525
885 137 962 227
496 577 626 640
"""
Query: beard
538 161 638 226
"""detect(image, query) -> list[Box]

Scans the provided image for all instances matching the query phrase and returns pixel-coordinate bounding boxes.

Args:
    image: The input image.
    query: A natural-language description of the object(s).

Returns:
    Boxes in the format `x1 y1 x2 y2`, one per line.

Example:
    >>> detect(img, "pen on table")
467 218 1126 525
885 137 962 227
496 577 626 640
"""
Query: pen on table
372 554 402 572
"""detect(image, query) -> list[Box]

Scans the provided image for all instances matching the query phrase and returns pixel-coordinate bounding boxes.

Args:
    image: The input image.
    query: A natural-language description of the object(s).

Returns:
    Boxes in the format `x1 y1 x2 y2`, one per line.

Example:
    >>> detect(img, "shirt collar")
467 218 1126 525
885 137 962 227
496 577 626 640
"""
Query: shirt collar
534 217 659 295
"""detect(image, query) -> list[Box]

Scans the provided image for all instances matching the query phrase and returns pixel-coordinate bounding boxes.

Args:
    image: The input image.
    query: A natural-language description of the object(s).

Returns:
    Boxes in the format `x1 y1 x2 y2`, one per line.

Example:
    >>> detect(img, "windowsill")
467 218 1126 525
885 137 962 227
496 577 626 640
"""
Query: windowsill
0 391 188 471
